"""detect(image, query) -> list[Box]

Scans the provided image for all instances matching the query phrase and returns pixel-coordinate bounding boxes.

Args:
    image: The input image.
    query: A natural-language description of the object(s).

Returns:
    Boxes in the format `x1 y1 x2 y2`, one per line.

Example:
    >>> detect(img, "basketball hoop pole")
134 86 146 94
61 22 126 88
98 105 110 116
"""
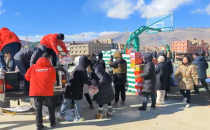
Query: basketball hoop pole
123 12 173 54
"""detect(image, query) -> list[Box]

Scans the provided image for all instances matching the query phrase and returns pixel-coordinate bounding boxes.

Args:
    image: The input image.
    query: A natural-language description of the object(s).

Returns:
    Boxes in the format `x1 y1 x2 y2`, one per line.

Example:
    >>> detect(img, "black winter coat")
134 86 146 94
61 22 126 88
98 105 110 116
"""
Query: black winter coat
166 58 173 92
64 56 92 100
92 63 114 105
140 53 156 94
97 52 106 70
158 52 173 92
193 56 208 79
155 62 167 90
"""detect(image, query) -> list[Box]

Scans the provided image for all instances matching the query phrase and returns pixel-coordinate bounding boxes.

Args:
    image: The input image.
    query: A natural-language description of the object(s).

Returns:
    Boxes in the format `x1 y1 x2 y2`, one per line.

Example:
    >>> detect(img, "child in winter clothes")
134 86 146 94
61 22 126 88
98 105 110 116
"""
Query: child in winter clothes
57 56 94 122
90 62 114 119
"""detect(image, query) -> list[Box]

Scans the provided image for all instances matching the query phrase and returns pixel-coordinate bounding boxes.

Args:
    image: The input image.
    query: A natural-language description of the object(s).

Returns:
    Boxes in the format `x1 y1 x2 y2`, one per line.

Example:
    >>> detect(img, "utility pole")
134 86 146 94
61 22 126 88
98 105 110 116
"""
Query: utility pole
124 27 128 42
81 34 85 43
25 36 31 48
26 36 29 46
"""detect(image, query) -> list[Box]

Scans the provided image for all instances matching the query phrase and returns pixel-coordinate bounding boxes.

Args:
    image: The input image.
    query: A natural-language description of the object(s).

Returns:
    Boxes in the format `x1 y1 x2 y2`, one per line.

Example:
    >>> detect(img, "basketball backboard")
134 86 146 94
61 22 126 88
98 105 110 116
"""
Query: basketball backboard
146 12 173 34
158 40 167 46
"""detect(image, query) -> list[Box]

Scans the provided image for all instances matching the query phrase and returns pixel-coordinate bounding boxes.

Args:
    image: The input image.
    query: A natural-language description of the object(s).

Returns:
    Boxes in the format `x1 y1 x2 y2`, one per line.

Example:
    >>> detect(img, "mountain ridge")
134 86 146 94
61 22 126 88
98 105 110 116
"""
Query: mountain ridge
92 27 210 47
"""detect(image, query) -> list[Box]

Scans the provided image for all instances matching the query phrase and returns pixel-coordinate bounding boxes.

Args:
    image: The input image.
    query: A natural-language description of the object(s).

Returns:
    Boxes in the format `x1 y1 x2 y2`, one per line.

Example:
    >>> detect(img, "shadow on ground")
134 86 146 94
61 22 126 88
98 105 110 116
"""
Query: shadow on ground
168 87 210 106
0 93 187 130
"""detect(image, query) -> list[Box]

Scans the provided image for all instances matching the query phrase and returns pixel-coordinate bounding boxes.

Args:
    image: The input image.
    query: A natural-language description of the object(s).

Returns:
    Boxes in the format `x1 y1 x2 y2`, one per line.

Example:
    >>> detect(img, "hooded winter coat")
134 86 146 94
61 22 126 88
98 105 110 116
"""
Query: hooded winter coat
97 52 106 70
0 27 21 51
108 51 127 84
64 56 92 100
92 63 114 105
158 52 173 92
69 56 89 94
14 47 38 64
25 57 56 96
140 53 156 93
192 56 208 79
40 34 68 54
155 56 167 90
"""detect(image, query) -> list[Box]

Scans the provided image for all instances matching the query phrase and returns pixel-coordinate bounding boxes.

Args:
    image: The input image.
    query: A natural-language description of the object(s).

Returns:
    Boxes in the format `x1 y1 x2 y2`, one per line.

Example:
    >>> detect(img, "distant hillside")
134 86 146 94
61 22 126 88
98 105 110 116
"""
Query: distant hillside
92 28 210 47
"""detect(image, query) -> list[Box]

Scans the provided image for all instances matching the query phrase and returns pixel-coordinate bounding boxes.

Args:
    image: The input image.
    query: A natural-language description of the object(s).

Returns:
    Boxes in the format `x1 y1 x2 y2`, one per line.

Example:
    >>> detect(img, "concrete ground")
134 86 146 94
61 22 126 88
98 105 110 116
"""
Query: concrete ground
0 92 210 130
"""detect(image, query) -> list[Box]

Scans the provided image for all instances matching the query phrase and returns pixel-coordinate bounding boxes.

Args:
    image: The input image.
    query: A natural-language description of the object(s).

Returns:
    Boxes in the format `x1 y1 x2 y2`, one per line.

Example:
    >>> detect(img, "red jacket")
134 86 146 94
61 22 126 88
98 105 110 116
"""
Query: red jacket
0 27 21 51
25 57 56 96
40 34 68 54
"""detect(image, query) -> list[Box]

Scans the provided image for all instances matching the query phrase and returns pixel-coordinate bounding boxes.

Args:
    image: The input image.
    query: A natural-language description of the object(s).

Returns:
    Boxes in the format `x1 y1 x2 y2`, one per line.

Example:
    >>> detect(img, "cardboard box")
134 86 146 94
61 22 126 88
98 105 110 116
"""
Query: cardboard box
130 52 142 59
130 63 135 69
135 64 145 71
130 58 143 65
126 49 137 55
135 85 143 90
135 77 144 83
134 70 143 75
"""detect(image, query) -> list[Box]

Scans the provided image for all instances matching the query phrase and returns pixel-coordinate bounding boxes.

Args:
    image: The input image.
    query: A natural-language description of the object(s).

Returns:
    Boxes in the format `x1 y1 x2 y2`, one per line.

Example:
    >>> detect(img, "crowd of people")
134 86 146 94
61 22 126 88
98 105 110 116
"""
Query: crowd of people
0 27 210 130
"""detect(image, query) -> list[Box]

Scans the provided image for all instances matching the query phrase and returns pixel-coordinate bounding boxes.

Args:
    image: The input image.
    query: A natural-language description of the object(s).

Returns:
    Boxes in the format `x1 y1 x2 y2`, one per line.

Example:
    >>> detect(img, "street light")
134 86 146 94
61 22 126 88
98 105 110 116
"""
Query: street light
81 34 85 43
26 36 31 46
124 27 128 43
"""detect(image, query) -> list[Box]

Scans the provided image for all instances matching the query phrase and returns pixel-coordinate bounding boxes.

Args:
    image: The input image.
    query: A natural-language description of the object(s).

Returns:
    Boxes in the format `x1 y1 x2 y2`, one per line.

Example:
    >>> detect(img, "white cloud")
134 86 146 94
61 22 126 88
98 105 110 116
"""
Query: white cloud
14 12 20 15
18 31 120 42
0 0 5 15
86 0 193 19
205 3 210 15
98 0 143 19
139 0 192 18
191 3 210 15
191 9 204 14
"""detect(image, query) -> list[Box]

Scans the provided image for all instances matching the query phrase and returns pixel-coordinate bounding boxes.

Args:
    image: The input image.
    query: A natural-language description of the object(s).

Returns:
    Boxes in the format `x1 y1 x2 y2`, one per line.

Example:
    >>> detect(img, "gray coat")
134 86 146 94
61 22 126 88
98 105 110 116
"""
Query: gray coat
93 63 114 105
140 53 156 94
14 47 38 64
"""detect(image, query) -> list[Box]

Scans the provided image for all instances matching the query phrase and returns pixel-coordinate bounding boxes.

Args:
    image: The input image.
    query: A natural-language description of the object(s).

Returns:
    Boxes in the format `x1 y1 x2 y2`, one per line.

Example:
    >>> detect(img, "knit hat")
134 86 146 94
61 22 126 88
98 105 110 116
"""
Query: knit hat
57 33 64 40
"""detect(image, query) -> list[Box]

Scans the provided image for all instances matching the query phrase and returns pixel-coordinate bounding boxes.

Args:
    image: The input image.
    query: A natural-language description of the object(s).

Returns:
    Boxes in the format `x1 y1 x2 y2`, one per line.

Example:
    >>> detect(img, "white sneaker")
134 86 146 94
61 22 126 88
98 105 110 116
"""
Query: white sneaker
186 104 190 108
183 98 187 104
74 117 85 122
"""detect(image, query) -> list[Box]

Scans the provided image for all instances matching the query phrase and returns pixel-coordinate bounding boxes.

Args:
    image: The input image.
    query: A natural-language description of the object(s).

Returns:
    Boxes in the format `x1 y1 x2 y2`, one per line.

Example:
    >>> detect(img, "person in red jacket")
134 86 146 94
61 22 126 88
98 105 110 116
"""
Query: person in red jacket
25 53 56 130
0 27 21 71
30 33 68 67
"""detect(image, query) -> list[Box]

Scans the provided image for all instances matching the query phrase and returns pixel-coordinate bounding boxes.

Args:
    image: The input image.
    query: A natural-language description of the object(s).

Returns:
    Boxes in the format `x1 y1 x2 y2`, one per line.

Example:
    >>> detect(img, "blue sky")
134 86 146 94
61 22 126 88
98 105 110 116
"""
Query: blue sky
0 0 210 42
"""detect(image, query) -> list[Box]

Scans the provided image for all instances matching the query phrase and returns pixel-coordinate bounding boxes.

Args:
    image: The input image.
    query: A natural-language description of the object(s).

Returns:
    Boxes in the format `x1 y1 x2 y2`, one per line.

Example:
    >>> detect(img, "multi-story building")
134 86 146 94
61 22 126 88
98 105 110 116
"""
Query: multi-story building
63 42 112 56
95 39 113 44
172 38 206 53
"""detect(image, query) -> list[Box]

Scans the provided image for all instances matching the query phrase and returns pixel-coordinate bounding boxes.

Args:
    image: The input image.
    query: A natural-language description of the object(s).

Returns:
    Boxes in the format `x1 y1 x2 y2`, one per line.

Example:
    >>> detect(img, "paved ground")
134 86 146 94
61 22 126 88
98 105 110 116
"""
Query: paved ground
0 92 210 130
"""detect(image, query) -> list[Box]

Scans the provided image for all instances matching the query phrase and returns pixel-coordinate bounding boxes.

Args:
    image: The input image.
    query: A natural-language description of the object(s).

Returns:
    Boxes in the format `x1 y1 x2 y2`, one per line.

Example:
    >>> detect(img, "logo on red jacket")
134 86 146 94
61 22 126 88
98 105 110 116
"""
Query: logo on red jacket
36 69 49 72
